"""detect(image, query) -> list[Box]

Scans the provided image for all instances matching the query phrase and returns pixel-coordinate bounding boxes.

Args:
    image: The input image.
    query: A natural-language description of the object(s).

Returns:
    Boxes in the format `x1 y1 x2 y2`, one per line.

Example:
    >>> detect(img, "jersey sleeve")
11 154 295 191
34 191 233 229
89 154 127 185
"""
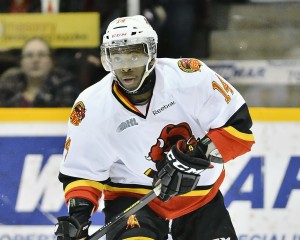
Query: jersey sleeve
196 67 255 162
58 173 107 211
58 97 116 210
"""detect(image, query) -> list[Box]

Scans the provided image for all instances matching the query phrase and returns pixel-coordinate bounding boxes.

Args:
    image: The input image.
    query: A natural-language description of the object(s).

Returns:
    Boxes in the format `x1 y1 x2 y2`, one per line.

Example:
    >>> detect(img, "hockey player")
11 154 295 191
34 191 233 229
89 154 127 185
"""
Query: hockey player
55 15 255 239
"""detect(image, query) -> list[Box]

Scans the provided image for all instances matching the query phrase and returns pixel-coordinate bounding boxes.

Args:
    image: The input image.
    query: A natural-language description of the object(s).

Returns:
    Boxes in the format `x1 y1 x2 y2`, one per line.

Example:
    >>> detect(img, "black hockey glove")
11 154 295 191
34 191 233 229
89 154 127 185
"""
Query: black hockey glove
153 139 212 202
55 198 94 240
55 216 90 240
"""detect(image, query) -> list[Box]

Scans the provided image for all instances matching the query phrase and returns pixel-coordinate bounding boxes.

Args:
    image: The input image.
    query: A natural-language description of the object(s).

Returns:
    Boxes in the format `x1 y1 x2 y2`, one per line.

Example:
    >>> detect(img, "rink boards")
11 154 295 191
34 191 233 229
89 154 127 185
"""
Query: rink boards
0 108 299 239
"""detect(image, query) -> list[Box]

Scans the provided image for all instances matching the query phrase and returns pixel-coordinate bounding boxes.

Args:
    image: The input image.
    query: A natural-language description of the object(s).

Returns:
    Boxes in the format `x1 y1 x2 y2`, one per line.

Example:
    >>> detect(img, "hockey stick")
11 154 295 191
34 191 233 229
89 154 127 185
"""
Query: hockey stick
88 182 162 240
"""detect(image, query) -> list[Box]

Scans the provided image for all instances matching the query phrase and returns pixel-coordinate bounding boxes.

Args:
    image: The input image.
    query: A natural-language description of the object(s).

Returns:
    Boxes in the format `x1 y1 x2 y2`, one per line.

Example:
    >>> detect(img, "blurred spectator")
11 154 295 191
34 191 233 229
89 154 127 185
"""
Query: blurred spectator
0 37 79 107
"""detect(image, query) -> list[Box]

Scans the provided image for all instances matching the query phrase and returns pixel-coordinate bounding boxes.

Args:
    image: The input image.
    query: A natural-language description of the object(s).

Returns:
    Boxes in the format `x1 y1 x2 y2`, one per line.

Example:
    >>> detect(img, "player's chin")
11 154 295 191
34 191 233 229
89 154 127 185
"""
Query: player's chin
120 81 140 91
122 85 138 92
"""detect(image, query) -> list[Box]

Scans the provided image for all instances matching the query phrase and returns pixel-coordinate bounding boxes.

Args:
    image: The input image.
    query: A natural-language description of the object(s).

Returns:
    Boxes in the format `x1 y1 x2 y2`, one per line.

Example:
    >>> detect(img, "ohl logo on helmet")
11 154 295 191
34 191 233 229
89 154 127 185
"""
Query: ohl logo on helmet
70 101 86 126
178 58 202 73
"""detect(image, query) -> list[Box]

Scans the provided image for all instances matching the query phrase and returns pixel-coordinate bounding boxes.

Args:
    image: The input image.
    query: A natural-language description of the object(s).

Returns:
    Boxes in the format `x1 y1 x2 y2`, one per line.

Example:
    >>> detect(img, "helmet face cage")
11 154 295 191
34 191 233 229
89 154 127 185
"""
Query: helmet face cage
101 38 156 71
100 15 158 93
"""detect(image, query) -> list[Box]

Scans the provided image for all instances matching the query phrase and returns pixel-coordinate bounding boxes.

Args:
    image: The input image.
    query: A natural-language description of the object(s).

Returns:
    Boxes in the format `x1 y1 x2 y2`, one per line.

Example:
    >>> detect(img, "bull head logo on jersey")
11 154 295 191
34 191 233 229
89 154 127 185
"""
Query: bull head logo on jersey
147 122 195 163
178 58 202 73
70 101 86 126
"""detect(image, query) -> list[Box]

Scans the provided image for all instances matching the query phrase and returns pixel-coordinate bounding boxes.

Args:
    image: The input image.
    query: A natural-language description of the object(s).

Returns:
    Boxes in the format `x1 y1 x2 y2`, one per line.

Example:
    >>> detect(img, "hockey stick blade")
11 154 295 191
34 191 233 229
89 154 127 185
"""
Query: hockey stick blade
88 183 161 240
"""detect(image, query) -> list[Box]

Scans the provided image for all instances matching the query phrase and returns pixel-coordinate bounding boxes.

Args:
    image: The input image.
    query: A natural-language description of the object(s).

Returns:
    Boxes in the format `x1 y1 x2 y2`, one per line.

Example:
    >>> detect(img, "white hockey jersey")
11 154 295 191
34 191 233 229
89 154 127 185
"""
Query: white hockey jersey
59 58 254 219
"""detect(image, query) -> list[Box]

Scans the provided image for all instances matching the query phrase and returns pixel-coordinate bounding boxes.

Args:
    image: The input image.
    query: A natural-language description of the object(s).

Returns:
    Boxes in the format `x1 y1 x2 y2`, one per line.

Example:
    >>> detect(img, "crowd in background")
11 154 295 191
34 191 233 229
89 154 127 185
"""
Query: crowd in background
0 0 217 107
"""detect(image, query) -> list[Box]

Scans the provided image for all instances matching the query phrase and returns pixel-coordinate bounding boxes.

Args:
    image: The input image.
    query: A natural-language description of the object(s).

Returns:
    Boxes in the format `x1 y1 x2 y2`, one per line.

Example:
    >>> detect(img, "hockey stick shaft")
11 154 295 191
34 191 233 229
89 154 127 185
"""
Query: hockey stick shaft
88 183 161 240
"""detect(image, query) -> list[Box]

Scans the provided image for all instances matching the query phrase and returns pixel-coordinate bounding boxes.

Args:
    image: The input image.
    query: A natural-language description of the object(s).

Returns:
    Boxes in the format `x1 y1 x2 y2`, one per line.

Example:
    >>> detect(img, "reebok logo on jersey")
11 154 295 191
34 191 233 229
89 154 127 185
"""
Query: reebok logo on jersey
117 118 138 132
152 101 175 115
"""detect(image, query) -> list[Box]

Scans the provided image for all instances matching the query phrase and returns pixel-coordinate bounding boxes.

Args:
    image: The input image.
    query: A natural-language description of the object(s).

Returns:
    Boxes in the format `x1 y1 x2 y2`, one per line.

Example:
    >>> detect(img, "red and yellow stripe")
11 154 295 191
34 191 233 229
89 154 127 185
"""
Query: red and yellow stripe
208 126 254 162
64 180 104 211
112 83 140 113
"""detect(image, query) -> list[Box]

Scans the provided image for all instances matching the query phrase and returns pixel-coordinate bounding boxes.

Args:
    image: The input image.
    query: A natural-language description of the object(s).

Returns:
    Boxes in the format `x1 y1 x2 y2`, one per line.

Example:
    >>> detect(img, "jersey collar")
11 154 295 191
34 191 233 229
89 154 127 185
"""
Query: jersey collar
112 81 150 119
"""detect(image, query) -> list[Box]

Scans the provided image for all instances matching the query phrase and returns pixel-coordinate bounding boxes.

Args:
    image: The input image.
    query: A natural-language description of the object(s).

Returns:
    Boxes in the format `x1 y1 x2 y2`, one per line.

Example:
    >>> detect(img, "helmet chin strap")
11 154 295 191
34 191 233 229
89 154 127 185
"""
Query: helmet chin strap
116 70 156 97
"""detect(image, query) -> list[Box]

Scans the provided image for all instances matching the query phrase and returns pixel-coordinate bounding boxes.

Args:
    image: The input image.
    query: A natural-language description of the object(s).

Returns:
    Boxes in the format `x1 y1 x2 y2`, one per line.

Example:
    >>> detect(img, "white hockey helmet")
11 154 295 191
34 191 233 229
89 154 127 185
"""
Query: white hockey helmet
100 15 158 93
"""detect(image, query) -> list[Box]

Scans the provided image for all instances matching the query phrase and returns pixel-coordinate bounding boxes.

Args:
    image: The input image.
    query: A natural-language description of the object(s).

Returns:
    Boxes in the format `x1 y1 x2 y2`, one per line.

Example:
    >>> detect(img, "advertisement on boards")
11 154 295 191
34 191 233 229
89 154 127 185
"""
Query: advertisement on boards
206 60 300 85
0 13 100 48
